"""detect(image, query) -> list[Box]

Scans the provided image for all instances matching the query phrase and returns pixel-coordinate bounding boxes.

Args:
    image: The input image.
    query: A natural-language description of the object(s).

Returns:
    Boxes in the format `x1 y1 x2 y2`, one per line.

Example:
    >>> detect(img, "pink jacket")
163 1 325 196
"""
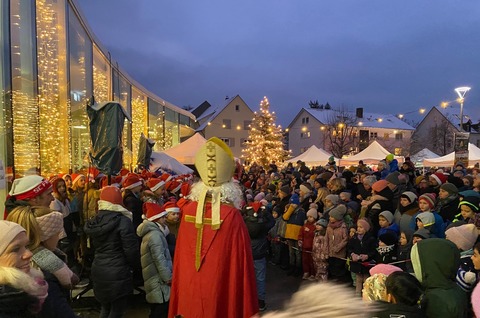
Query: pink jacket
325 221 348 259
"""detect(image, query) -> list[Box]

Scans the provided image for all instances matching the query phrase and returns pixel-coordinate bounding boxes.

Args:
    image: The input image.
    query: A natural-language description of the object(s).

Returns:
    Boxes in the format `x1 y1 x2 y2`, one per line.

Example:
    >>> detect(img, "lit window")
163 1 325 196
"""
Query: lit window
220 137 235 147
370 132 378 139
244 120 251 130
300 132 311 139
395 133 403 140
394 148 402 155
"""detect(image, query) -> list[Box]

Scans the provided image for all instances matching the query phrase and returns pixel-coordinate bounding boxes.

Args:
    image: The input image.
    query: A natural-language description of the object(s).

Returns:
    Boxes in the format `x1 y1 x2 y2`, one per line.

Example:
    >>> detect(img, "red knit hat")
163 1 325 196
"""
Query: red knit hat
372 180 388 193
146 178 165 192
419 193 436 209
123 174 143 190
143 202 168 221
100 186 123 206
164 201 180 213
9 175 52 201
430 172 447 185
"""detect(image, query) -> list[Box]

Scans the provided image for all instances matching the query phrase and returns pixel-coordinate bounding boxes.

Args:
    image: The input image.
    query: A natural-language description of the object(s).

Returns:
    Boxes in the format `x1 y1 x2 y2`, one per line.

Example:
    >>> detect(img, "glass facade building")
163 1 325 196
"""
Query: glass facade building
0 0 196 210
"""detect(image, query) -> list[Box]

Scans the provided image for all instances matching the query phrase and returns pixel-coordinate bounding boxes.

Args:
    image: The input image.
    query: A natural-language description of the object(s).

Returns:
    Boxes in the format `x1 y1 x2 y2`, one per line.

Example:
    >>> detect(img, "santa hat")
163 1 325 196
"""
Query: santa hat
0 221 26 256
419 193 436 210
179 182 190 198
166 180 182 193
445 224 478 251
159 173 173 183
9 175 52 201
143 202 168 222
146 178 165 192
431 172 447 185
100 175 123 188
164 201 180 213
71 173 85 186
123 174 143 190
87 167 103 182
100 186 124 206
36 212 66 242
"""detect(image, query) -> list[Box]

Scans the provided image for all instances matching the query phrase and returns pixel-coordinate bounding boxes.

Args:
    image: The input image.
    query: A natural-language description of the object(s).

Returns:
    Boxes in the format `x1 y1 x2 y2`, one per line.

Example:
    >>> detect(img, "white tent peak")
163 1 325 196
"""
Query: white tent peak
339 141 400 166
286 145 338 167
162 133 207 165
423 143 480 167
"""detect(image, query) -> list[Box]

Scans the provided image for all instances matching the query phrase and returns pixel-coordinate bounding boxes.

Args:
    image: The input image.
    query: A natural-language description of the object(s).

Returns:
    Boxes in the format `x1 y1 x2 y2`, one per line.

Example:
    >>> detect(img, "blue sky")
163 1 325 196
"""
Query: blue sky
79 0 480 127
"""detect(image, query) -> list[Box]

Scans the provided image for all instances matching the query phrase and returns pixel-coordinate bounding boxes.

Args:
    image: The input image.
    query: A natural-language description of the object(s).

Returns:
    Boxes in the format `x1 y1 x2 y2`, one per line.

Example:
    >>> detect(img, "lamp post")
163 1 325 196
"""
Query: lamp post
454 86 471 132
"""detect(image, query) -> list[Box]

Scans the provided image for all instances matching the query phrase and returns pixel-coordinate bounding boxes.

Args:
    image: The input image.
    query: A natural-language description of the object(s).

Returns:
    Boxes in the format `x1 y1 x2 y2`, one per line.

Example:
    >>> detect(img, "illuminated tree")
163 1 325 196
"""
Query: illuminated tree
242 97 288 169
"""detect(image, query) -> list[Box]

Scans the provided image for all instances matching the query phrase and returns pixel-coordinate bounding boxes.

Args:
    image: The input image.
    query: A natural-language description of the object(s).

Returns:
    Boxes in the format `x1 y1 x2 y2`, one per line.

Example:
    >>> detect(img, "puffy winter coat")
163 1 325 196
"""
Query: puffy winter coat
84 204 140 303
137 220 172 304
347 232 377 274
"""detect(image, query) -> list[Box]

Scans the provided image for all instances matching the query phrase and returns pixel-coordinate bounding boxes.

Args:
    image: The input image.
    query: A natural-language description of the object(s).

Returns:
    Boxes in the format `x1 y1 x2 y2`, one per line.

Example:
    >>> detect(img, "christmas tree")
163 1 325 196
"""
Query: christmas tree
242 97 289 169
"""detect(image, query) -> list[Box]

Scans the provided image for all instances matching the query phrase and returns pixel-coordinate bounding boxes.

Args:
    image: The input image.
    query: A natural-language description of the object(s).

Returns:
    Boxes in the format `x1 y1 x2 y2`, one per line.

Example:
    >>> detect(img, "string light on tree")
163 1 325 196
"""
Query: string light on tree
242 96 288 169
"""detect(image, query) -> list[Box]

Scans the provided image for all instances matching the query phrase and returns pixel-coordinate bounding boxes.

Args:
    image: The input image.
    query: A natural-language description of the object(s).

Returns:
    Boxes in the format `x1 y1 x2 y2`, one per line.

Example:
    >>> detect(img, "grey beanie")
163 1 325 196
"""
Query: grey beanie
325 194 340 205
385 172 400 186
379 211 394 224
329 205 347 221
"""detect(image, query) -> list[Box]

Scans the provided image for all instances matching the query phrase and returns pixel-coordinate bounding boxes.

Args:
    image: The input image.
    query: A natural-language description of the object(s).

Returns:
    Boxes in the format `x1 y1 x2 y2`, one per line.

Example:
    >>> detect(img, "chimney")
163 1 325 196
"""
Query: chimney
356 107 363 119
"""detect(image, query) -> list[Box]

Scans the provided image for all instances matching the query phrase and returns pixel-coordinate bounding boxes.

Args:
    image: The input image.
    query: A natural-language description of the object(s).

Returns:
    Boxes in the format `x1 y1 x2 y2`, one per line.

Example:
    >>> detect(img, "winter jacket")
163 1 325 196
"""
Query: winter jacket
298 222 316 251
436 195 460 223
137 220 172 304
365 195 394 234
0 266 47 318
394 204 419 237
409 211 445 238
283 205 306 240
123 189 144 233
243 204 275 259
37 270 77 318
377 222 400 238
411 238 468 318
325 220 348 259
84 204 140 303
347 232 377 274
312 231 329 263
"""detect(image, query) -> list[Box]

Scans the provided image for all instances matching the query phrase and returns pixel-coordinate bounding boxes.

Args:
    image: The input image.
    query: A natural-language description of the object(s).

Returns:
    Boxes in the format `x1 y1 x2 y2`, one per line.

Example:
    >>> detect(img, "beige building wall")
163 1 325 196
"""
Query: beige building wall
203 95 254 158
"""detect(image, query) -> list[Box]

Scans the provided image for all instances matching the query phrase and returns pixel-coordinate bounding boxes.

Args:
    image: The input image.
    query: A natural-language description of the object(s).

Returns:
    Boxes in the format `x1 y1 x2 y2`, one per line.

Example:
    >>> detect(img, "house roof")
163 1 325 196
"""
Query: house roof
195 95 253 132
191 101 211 118
300 107 415 130
415 106 480 133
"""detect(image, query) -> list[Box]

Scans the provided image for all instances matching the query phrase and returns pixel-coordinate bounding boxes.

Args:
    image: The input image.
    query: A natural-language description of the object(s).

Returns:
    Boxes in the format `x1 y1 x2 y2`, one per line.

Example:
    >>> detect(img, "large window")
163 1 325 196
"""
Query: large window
69 7 92 171
148 99 164 151
0 0 11 208
37 0 69 176
165 107 178 148
113 72 132 169
11 0 39 176
132 87 147 167
93 45 110 102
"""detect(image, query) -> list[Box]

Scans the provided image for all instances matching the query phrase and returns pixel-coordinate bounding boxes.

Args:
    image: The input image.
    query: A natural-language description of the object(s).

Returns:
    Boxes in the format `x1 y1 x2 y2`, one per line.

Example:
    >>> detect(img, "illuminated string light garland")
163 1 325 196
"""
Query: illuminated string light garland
242 96 288 169
132 93 147 166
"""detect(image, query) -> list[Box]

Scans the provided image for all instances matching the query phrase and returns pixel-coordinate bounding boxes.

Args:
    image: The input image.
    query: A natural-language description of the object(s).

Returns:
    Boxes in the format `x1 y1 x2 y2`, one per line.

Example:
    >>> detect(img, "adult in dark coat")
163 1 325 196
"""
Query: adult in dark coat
84 186 140 318
365 180 394 235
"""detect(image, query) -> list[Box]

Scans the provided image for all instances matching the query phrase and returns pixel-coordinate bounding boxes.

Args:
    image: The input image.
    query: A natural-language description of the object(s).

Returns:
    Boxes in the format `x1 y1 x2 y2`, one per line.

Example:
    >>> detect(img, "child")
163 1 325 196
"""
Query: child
298 206 318 280
376 231 398 265
268 209 282 266
312 218 329 282
394 191 419 237
397 231 413 273
445 224 479 293
348 218 377 295
412 228 430 245
325 205 349 282
377 211 399 238
137 202 172 317
415 212 436 237
322 194 339 221
455 196 480 226
409 193 445 238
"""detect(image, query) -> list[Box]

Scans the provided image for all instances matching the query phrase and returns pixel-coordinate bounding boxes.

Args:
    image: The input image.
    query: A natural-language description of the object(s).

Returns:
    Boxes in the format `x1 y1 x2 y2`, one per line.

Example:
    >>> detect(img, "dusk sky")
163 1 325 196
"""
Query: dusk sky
79 0 480 127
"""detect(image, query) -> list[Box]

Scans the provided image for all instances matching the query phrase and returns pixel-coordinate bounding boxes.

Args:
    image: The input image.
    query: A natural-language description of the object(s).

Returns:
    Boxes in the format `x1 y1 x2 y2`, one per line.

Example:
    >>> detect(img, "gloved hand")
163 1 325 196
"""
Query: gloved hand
351 253 360 262
359 254 368 261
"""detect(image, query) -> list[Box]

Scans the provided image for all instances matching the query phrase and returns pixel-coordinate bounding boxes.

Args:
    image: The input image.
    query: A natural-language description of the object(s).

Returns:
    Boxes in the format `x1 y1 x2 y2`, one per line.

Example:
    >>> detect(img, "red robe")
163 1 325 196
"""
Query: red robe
168 200 259 318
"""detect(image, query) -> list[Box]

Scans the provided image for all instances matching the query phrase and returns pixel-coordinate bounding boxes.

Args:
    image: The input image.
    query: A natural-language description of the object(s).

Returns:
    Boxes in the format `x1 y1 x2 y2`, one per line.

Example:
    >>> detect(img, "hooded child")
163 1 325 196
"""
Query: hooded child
393 191 419 237
377 211 400 238
325 204 349 282
409 193 445 238
312 218 329 282
298 205 318 280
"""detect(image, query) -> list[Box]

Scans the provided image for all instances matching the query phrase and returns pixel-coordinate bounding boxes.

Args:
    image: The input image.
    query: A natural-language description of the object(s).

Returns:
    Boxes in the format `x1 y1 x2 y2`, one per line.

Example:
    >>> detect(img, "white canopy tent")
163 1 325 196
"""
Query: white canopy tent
162 133 207 165
286 145 338 166
150 151 193 175
339 141 403 166
422 143 480 167
410 148 439 167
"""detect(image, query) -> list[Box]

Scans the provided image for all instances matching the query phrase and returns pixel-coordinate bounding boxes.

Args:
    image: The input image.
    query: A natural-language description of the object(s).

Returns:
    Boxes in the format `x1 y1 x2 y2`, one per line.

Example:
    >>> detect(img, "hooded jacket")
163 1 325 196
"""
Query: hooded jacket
136 220 172 304
84 203 140 303
411 239 468 318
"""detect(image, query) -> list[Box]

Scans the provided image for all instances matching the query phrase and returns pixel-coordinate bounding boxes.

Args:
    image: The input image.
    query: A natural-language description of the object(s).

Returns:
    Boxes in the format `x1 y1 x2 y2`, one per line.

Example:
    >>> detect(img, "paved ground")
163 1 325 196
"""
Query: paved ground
72 262 305 317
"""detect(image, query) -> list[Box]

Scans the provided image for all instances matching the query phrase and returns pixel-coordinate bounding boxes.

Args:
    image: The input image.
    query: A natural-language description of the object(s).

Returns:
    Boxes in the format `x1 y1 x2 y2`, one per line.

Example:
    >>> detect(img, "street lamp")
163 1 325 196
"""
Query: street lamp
454 86 471 132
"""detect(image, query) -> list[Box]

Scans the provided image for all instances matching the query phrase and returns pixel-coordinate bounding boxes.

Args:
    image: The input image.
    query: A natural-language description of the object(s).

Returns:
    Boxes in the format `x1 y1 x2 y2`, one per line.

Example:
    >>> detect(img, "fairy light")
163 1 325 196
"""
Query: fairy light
242 96 288 169
36 0 71 176
132 92 147 166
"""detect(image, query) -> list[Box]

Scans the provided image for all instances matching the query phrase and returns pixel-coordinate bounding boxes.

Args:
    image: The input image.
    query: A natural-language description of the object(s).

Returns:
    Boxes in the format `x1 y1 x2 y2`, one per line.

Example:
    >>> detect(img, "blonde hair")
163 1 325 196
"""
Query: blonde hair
7 206 42 250
329 177 346 192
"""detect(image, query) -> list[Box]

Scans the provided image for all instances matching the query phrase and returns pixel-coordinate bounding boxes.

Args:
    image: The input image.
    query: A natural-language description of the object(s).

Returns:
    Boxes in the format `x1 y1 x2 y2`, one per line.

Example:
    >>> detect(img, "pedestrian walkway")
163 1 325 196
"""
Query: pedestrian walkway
72 262 304 317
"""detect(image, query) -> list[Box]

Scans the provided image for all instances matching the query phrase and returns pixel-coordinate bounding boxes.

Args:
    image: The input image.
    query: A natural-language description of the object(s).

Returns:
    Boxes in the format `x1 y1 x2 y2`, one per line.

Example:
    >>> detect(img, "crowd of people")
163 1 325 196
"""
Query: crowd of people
1 146 480 317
